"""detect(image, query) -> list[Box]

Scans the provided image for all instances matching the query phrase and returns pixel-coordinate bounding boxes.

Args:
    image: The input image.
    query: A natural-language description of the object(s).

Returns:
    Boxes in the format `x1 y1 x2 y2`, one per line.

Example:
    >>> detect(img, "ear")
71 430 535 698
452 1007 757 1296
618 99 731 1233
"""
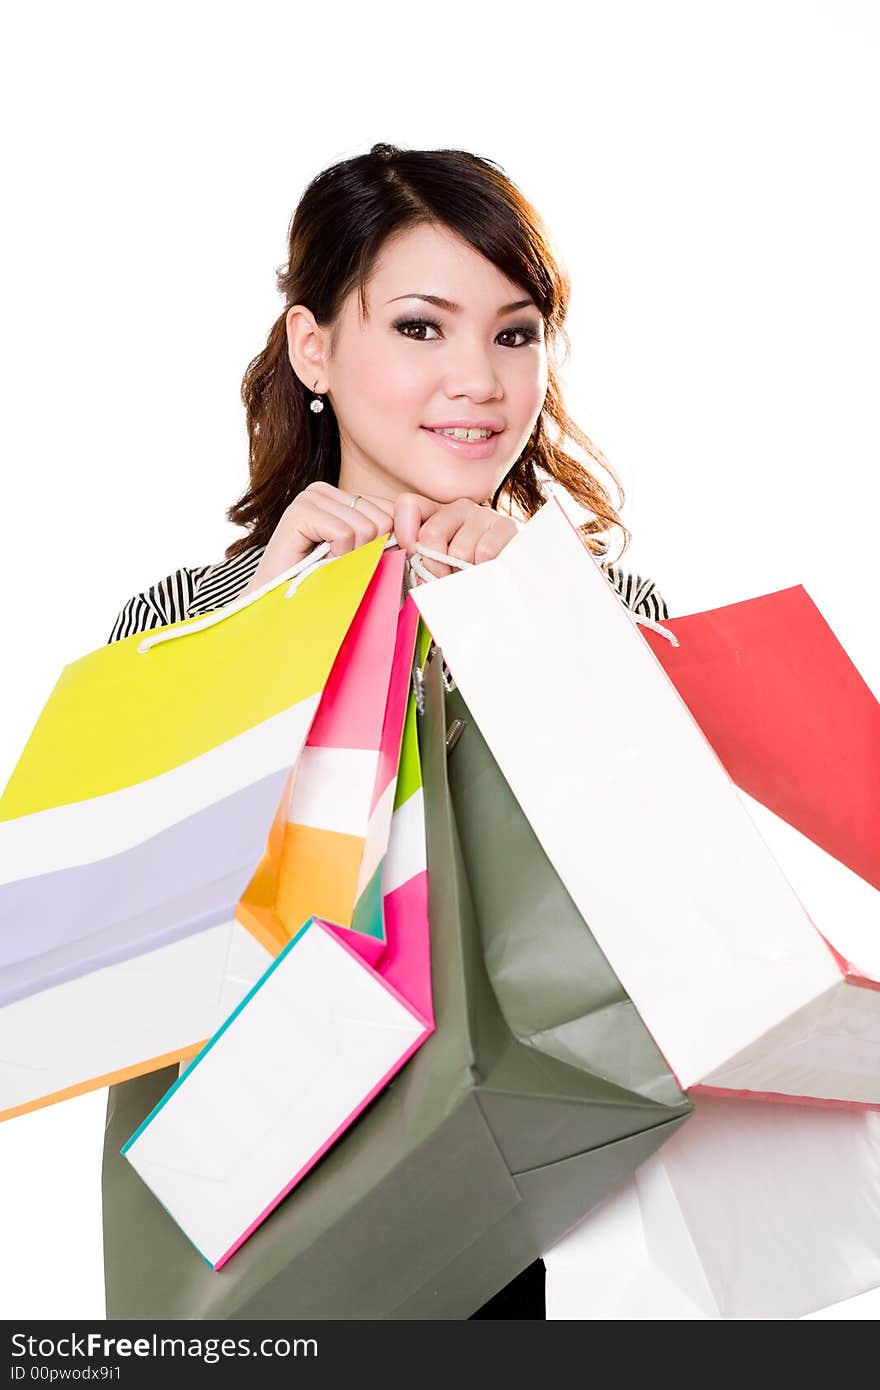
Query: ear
285 304 328 393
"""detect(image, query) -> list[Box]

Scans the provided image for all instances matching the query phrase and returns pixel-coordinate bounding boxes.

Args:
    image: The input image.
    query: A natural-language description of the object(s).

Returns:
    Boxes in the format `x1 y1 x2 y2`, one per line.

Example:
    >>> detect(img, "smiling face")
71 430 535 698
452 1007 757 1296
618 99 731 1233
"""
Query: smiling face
285 221 549 506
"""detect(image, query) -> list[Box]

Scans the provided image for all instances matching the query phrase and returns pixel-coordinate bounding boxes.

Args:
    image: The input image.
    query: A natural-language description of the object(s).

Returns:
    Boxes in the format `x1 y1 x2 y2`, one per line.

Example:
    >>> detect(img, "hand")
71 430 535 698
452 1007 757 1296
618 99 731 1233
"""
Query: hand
392 493 522 580
237 482 396 599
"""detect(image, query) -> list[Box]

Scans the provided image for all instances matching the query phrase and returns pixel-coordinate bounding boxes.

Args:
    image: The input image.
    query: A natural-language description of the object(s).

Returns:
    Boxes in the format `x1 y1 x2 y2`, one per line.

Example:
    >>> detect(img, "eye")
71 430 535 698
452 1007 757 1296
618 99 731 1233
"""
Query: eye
392 316 543 347
497 325 542 347
393 316 443 341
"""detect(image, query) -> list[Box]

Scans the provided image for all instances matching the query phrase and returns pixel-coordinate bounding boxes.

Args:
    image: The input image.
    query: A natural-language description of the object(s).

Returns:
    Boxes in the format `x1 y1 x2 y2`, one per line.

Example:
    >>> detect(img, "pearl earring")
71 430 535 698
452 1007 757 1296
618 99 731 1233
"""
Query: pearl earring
310 378 324 414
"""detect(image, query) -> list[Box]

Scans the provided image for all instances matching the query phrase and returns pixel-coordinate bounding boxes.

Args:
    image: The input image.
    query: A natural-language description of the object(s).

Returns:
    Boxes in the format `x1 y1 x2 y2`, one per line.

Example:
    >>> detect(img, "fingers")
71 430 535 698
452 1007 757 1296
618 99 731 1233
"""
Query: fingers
336 494 395 536
277 487 379 562
314 484 397 538
363 493 396 512
359 493 397 524
299 483 394 556
392 493 440 554
311 501 385 556
278 484 507 583
407 499 486 578
445 509 497 570
410 508 519 583
307 481 393 522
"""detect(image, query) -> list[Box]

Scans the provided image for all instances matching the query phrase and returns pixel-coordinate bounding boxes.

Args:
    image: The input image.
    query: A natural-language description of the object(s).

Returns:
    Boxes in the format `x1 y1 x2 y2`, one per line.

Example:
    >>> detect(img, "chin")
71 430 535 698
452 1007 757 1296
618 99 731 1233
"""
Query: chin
404 472 496 507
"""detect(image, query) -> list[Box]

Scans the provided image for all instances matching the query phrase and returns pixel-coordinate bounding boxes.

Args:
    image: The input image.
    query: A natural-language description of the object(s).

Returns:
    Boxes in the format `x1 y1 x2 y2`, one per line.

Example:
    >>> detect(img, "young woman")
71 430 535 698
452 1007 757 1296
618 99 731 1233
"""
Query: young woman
103 142 669 1320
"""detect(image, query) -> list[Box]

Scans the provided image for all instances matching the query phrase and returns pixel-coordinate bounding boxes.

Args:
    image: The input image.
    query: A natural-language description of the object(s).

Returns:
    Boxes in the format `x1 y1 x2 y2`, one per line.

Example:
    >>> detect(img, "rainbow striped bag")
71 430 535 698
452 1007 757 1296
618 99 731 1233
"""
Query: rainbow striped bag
0 536 416 1123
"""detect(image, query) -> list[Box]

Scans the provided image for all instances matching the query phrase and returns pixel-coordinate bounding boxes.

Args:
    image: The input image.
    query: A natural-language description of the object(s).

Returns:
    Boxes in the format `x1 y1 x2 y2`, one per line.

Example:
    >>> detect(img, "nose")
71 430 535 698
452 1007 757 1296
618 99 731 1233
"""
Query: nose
442 337 504 403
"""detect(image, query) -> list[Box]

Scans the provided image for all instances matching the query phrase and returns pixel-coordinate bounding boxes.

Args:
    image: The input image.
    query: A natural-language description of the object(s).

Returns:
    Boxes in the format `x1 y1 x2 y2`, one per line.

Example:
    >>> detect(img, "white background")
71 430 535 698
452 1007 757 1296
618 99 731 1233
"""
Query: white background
1 0 878 1320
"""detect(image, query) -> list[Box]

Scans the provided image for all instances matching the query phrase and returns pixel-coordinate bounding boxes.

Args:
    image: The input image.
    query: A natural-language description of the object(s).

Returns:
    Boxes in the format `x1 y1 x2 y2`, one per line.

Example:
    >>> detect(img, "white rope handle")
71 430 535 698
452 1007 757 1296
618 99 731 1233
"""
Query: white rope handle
630 612 680 646
136 542 332 652
408 542 473 583
136 535 399 653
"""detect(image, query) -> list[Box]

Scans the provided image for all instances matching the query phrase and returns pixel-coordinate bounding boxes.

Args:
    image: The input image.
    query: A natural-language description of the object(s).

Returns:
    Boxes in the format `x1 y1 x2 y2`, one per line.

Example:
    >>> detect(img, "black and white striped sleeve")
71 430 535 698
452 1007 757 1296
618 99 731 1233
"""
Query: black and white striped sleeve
106 564 210 644
185 545 266 617
600 561 670 622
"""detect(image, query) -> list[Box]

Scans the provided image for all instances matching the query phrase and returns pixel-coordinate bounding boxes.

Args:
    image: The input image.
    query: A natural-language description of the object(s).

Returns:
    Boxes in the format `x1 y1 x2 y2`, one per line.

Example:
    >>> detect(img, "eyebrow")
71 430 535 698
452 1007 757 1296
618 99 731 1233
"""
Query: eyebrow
386 293 538 315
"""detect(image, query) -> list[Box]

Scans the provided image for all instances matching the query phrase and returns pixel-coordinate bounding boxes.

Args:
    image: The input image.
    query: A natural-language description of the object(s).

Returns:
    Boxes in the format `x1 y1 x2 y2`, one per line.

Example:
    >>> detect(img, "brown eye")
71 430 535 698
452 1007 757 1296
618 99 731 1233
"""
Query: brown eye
393 316 442 340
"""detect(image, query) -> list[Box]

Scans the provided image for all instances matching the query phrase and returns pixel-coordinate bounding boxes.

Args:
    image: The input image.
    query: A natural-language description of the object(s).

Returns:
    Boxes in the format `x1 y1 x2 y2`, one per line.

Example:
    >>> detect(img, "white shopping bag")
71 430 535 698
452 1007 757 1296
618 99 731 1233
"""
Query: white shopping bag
411 496 880 1105
543 1092 880 1320
124 914 432 1270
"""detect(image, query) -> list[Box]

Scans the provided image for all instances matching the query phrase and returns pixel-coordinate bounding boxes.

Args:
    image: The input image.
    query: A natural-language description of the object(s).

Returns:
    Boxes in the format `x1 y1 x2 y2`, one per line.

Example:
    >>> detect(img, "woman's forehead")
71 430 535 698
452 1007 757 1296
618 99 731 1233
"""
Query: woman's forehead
372 225 529 298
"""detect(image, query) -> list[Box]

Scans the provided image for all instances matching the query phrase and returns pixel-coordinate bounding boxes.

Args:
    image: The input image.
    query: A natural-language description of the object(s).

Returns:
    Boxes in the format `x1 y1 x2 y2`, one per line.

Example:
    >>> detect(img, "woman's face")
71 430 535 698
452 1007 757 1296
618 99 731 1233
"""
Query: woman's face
287 221 549 505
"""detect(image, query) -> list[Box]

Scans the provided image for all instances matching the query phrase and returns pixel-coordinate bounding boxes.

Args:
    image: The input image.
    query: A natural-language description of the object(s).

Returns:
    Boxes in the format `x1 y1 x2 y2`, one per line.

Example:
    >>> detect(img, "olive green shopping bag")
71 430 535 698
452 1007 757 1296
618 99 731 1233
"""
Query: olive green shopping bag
102 632 691 1319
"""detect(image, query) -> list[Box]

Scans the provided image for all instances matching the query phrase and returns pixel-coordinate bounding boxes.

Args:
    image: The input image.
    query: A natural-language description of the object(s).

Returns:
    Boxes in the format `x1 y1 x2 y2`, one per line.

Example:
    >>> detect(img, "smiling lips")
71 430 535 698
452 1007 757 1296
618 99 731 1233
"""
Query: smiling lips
430 427 495 441
424 421 503 435
421 426 502 458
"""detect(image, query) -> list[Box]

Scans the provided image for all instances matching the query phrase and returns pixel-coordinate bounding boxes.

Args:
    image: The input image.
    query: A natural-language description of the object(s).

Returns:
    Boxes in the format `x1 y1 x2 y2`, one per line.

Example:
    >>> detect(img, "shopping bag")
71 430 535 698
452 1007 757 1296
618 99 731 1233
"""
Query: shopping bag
411 496 880 1106
544 1092 880 1320
101 627 689 1318
0 537 388 1121
120 593 432 1271
638 586 880 1102
236 547 413 962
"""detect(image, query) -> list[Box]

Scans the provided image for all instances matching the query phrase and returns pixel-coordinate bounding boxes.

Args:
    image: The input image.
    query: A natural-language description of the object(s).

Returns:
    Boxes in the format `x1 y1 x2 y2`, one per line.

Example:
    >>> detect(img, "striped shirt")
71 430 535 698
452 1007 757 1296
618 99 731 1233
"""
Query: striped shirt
106 541 669 645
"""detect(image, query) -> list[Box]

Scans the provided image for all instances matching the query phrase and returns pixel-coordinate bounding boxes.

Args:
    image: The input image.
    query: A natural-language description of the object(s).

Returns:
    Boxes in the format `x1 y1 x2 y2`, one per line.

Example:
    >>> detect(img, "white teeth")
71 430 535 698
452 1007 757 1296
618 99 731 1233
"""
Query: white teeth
431 427 494 441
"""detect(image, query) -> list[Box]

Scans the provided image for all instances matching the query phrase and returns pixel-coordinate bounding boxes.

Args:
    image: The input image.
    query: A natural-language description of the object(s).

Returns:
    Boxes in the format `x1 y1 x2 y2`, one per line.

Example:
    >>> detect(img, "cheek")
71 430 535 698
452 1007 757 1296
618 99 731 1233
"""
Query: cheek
355 350 425 416
517 356 548 413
